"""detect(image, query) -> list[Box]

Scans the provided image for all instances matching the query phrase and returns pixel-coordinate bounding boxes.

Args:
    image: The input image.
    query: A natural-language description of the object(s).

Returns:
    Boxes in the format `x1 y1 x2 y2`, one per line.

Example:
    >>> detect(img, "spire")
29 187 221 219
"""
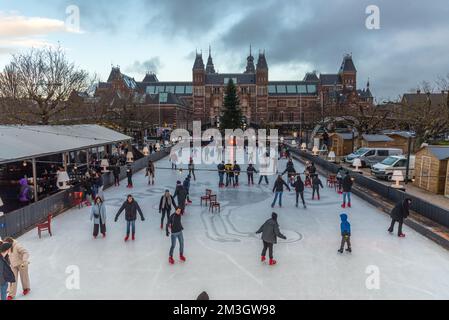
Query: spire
205 45 216 74
244 44 255 74
256 50 268 70
339 53 357 73
193 51 205 70
367 78 370 88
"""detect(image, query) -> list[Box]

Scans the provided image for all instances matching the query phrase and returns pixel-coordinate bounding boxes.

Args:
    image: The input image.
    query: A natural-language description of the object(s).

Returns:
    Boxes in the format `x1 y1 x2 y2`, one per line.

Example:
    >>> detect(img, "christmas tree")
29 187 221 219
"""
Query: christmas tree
220 78 243 130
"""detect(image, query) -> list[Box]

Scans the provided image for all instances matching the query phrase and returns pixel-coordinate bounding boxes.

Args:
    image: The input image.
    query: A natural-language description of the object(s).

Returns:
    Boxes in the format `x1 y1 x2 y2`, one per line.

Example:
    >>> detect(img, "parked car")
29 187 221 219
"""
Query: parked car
345 148 403 168
371 155 415 181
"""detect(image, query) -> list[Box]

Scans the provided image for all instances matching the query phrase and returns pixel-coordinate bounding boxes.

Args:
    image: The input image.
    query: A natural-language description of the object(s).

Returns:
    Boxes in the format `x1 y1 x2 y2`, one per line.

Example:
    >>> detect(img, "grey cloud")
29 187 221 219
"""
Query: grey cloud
125 57 162 74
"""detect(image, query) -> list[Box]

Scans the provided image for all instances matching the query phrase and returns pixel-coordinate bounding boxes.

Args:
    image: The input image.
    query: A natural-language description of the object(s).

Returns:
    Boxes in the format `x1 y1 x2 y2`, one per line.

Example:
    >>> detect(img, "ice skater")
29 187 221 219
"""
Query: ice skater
126 164 133 188
336 166 345 194
217 161 225 188
183 175 192 204
271 175 291 208
247 163 257 185
159 190 177 230
225 162 234 187
114 195 145 241
146 160 155 185
2 237 30 300
166 207 186 265
292 175 306 208
338 213 351 253
282 158 296 184
0 242 15 301
311 174 323 200
91 196 107 238
233 161 241 187
256 212 287 266
188 158 196 181
388 198 411 237
341 171 353 208
112 165 121 186
174 181 187 214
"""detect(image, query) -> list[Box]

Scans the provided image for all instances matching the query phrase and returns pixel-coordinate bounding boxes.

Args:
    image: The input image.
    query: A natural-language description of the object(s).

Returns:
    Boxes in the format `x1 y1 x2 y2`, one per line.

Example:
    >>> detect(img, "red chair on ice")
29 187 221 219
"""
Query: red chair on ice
37 214 53 238
200 189 212 206
209 195 220 213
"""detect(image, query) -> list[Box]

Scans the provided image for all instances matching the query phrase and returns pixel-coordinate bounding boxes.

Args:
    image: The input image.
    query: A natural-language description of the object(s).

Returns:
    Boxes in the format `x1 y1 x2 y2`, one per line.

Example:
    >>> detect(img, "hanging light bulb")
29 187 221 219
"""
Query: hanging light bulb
23 161 27 167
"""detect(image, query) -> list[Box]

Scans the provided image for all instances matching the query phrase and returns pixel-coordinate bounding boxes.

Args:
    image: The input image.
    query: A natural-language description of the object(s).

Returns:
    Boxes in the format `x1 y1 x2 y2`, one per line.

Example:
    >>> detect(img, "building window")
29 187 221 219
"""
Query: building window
279 112 284 122
289 112 294 122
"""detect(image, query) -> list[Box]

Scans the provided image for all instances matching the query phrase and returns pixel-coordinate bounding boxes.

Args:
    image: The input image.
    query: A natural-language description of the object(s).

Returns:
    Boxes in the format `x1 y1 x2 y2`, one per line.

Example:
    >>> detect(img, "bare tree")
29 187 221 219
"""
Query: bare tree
0 46 92 124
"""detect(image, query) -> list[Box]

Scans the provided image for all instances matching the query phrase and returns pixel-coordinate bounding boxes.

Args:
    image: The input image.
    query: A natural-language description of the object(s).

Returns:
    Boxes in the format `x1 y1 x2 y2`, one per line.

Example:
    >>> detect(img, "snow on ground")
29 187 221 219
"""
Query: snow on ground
15 154 449 300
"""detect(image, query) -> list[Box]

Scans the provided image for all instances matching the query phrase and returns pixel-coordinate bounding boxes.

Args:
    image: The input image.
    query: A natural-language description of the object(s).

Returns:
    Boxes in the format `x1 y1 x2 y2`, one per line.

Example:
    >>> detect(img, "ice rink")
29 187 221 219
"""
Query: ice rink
15 155 449 300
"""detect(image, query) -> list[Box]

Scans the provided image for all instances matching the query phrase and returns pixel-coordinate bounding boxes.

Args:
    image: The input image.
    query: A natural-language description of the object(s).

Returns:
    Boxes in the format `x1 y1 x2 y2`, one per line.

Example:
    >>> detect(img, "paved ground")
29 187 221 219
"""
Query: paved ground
14 154 449 300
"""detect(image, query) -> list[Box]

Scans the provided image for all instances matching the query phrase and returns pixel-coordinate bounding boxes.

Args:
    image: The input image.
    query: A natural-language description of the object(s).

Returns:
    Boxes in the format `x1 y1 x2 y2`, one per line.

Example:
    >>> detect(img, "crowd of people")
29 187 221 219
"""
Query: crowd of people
0 143 415 300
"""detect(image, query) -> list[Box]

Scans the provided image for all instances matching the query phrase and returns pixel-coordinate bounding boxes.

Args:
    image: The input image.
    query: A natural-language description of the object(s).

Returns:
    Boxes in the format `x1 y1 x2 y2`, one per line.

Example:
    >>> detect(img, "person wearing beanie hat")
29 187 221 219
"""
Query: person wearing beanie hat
174 180 187 214
166 207 185 265
0 242 15 300
338 213 351 253
255 212 287 266
159 189 176 230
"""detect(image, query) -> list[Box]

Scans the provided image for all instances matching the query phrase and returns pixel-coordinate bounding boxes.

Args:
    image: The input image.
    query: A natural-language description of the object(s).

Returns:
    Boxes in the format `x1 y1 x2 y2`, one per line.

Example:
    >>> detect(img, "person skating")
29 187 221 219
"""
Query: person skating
311 174 323 200
90 196 107 239
112 165 121 186
217 161 225 188
247 163 258 185
271 175 291 208
255 212 287 266
170 152 178 170
336 166 345 194
0 242 15 301
341 171 353 208
3 237 30 299
388 198 412 237
146 160 155 185
225 162 234 187
233 161 241 187
159 190 177 230
188 158 196 181
114 195 145 241
93 172 104 201
338 214 352 253
183 175 192 204
166 207 185 265
126 164 133 188
282 159 296 184
174 181 187 214
292 175 306 208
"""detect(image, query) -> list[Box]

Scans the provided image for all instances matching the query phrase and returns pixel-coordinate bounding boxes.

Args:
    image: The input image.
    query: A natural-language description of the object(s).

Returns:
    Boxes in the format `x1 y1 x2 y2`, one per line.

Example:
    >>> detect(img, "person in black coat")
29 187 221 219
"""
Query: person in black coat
233 161 241 187
126 165 133 188
292 175 306 208
282 159 296 184
112 165 121 186
388 198 412 237
174 181 187 214
159 190 177 230
311 174 324 200
271 175 291 208
166 207 185 265
341 172 353 208
255 212 287 265
0 242 16 301
114 195 145 241
247 163 258 185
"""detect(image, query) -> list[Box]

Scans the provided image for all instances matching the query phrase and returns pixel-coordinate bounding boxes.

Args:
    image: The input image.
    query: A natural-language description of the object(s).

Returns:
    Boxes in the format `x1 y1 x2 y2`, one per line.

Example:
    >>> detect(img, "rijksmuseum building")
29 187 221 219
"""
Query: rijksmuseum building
92 48 373 133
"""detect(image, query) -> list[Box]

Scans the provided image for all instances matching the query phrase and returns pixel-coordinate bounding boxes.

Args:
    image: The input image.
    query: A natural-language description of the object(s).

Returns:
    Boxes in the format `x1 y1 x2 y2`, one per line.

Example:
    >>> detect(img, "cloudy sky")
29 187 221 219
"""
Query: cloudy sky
1 0 448 101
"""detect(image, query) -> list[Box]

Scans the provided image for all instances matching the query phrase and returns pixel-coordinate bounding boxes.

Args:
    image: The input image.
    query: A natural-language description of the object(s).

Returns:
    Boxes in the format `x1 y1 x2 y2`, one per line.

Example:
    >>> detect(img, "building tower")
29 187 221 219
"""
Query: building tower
339 53 357 90
256 51 269 125
205 46 216 74
192 51 206 123
244 45 256 74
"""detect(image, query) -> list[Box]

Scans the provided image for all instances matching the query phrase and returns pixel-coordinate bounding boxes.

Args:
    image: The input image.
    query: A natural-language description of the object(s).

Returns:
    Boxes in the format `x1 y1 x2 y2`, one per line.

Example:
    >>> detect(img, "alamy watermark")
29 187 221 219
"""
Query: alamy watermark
366 5 380 30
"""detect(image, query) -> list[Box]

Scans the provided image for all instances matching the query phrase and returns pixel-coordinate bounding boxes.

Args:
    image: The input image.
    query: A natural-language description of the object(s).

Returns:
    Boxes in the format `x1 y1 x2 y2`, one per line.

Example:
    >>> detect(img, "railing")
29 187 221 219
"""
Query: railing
289 148 449 228
0 148 171 239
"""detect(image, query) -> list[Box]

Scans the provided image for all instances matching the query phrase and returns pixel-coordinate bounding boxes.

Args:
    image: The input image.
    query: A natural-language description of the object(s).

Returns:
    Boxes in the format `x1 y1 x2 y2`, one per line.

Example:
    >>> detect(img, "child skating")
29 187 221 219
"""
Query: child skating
338 213 351 253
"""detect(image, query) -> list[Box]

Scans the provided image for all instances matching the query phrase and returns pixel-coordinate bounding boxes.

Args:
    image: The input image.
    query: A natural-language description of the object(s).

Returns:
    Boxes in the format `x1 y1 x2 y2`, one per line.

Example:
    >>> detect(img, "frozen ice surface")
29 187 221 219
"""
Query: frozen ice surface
16 156 449 300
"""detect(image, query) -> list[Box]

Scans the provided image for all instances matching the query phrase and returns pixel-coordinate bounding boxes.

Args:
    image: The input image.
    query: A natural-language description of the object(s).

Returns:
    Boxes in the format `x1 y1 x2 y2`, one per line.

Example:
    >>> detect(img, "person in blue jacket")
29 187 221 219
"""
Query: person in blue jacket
183 175 192 204
338 213 352 253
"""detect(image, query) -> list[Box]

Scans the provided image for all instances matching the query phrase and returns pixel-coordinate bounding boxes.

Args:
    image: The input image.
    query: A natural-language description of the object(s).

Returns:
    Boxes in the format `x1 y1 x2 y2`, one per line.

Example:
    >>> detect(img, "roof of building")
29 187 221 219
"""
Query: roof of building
331 132 358 140
339 54 357 73
0 125 131 164
205 47 216 74
304 72 319 81
382 130 414 138
320 74 342 86
402 92 448 106
193 53 205 70
357 88 373 99
362 134 394 142
256 52 268 69
142 73 159 83
205 73 256 85
419 145 449 160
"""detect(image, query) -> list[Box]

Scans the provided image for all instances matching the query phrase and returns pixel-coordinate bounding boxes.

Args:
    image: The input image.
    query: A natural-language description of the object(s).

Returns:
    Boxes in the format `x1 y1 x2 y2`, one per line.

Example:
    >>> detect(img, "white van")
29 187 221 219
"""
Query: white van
345 148 403 168
371 155 415 181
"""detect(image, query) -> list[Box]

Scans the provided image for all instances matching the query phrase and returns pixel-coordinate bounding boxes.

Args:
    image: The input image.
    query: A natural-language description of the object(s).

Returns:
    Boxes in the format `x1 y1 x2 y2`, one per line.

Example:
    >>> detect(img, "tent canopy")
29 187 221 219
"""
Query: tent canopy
0 125 132 164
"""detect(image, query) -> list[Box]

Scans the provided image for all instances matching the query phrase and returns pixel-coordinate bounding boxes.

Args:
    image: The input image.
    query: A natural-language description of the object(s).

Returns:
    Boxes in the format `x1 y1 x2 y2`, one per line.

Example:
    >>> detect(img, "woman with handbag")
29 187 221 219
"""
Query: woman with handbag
90 196 107 238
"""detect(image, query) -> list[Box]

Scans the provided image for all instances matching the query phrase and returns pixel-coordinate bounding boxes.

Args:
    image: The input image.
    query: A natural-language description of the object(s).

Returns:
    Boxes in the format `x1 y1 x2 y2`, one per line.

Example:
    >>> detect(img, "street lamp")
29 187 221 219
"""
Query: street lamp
391 170 405 189
405 131 415 184
352 158 362 173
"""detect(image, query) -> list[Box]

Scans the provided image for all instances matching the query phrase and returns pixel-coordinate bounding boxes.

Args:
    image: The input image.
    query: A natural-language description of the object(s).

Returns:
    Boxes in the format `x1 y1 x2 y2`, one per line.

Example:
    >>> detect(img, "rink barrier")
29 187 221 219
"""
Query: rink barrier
0 148 171 239
289 148 449 229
